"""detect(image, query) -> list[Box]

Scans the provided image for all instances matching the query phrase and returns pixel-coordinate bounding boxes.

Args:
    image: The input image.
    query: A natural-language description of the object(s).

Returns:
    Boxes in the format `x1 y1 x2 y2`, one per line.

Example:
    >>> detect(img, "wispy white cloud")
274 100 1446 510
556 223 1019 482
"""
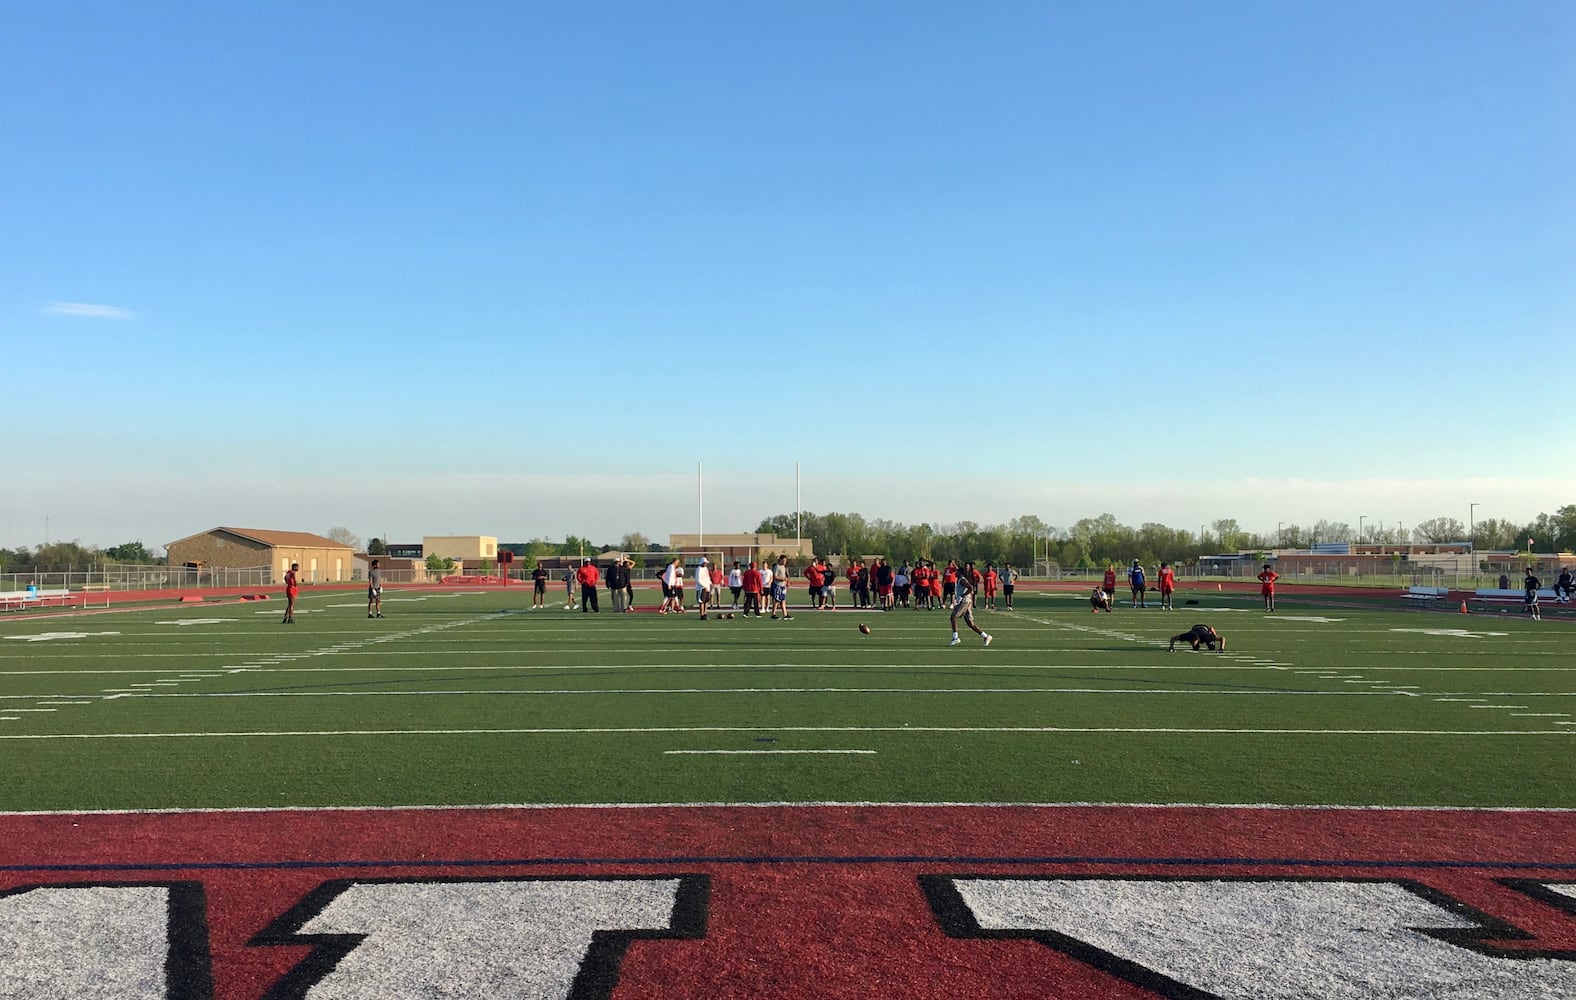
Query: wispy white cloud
40 301 135 320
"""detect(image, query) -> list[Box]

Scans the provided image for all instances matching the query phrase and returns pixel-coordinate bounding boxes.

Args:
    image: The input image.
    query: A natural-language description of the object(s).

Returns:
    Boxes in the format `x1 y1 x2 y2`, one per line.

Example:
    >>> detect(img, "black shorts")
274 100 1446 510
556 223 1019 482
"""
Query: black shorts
534 580 546 593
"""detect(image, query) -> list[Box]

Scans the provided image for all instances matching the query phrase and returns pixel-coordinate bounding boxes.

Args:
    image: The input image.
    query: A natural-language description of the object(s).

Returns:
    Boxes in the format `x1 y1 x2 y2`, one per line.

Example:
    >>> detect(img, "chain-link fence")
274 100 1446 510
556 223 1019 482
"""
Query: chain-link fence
1 564 273 593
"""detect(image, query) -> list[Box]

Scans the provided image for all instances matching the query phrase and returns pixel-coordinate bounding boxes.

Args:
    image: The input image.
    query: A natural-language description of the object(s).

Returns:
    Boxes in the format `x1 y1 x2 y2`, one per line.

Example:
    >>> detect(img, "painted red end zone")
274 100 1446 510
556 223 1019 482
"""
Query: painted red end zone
2 805 1573 999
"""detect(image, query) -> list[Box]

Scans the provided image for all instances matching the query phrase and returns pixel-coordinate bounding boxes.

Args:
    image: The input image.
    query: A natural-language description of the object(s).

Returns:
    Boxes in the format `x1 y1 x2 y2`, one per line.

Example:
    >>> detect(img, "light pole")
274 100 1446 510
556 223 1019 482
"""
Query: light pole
1469 503 1479 550
1277 522 1284 548
1357 515 1368 579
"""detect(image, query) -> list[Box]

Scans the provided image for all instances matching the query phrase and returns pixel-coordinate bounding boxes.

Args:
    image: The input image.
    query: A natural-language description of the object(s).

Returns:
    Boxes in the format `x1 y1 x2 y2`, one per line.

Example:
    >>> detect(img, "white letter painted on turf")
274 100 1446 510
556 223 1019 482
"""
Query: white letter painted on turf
255 876 707 1000
928 877 1576 999
0 882 210 1000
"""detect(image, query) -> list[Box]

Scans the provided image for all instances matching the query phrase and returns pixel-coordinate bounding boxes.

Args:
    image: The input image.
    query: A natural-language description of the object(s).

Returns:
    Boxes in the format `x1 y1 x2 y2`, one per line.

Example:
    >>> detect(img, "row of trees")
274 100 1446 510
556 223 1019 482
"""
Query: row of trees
751 506 1576 570
0 540 157 572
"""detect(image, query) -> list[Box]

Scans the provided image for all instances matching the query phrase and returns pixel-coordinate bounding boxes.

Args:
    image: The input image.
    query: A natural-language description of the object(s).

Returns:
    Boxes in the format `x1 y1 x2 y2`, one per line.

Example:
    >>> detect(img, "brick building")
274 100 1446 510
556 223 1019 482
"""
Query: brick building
166 527 356 584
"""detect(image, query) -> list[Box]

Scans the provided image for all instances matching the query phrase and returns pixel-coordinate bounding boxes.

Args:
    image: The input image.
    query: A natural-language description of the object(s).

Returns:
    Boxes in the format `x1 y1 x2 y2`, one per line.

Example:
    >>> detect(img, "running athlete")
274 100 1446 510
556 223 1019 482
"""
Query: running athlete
1257 563 1279 612
948 567 992 646
1158 561 1176 610
1169 624 1226 651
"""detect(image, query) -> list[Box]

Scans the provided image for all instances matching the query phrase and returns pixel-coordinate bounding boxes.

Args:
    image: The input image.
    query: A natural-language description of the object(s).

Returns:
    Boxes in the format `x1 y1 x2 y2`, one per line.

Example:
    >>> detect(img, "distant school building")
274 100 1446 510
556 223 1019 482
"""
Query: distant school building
165 527 356 584
667 532 815 564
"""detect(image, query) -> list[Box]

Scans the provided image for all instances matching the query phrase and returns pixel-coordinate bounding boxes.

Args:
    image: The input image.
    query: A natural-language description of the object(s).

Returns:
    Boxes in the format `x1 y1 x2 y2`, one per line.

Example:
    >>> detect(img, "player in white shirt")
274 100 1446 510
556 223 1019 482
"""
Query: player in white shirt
659 558 683 614
726 562 743 608
694 558 714 618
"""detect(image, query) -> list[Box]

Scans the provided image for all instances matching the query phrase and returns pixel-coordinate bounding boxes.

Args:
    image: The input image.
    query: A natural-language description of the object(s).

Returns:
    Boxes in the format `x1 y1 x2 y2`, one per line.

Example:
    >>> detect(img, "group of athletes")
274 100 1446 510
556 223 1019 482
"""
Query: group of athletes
282 554 1229 651
1088 560 1280 615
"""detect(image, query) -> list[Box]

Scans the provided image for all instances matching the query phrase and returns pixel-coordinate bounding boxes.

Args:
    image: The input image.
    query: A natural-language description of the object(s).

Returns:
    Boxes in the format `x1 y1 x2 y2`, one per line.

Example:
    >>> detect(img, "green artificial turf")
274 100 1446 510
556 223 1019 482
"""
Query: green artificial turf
0 588 1570 810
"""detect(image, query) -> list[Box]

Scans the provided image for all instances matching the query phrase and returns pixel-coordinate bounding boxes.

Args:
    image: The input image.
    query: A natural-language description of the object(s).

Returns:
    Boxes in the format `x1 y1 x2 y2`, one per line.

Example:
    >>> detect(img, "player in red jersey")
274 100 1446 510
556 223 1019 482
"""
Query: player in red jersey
742 561 764 617
282 562 299 624
1101 564 1118 606
982 563 999 610
1158 561 1176 610
1257 563 1279 612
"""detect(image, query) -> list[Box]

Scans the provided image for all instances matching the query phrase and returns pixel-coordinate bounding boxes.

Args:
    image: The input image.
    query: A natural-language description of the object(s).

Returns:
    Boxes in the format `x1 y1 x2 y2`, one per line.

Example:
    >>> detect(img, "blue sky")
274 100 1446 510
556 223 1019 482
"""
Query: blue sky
5 1 1572 550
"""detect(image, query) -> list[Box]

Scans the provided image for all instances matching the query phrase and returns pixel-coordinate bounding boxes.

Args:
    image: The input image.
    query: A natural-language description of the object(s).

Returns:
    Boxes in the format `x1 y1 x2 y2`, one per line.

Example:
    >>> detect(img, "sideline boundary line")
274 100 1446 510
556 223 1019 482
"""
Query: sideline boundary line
5 801 1575 817
4 854 1575 876
2 725 1573 741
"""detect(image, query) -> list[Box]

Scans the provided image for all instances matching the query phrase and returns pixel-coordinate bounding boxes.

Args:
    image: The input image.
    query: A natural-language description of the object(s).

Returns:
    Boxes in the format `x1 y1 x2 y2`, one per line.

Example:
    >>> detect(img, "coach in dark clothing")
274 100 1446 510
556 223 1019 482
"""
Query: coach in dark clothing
605 559 629 612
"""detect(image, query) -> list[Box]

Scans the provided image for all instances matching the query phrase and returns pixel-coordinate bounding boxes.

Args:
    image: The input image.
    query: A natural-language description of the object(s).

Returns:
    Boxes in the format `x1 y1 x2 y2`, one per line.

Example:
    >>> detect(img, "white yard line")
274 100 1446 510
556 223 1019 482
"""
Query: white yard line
0 663 1367 677
664 749 876 755
91 687 1432 699
0 725 1569 741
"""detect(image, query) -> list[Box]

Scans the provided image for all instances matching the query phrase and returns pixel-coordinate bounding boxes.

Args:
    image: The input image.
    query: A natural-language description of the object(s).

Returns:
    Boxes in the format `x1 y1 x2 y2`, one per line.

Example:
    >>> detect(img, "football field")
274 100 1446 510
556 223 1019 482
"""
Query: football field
3 587 1574 999
1 587 1570 810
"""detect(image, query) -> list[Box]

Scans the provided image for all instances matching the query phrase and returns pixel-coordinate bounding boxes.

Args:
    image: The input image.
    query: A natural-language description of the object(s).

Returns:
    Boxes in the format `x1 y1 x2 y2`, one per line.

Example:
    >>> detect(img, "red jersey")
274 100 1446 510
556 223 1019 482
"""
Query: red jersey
284 569 298 592
576 564 600 586
742 568 763 594
1159 567 1176 591
944 566 958 585
804 564 825 587
1102 570 1117 590
1258 569 1279 591
983 570 998 593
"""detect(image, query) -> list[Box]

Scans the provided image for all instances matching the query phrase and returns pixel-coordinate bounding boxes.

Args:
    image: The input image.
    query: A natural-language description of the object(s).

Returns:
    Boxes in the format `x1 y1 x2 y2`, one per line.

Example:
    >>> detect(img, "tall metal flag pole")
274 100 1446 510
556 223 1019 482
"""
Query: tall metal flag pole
795 461 801 546
698 461 704 555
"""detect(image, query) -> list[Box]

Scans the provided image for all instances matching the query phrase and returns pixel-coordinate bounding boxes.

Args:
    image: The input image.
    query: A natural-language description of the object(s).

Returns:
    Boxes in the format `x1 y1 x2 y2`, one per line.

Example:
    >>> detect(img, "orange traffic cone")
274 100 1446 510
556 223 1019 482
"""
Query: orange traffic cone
1459 600 1469 614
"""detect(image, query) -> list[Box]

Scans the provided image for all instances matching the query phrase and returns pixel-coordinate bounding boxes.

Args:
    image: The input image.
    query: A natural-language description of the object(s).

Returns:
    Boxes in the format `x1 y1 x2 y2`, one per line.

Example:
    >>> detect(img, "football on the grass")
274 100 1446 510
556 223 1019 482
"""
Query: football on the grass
858 623 871 634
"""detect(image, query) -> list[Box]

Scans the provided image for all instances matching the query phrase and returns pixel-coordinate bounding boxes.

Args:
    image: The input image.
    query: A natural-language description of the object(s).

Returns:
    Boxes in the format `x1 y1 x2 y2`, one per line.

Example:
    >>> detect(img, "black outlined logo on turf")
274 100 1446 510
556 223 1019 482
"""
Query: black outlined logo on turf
920 874 1576 999
251 874 709 1000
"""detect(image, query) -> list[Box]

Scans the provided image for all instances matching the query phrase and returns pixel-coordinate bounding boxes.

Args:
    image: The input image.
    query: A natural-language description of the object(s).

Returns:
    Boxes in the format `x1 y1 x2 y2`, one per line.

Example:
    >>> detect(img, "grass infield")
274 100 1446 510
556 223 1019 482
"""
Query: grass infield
1 588 1571 812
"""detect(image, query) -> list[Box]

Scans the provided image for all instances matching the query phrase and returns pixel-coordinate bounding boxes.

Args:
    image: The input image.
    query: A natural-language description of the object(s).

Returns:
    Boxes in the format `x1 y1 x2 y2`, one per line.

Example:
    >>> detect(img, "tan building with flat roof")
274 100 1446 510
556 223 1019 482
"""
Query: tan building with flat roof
667 532 814 563
166 527 356 584
422 535 499 568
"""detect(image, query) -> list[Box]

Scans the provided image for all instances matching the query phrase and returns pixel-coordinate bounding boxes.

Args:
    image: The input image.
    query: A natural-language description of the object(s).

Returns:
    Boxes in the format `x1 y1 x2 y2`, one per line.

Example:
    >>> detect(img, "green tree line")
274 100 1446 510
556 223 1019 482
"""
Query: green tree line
0 540 160 572
752 505 1576 569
